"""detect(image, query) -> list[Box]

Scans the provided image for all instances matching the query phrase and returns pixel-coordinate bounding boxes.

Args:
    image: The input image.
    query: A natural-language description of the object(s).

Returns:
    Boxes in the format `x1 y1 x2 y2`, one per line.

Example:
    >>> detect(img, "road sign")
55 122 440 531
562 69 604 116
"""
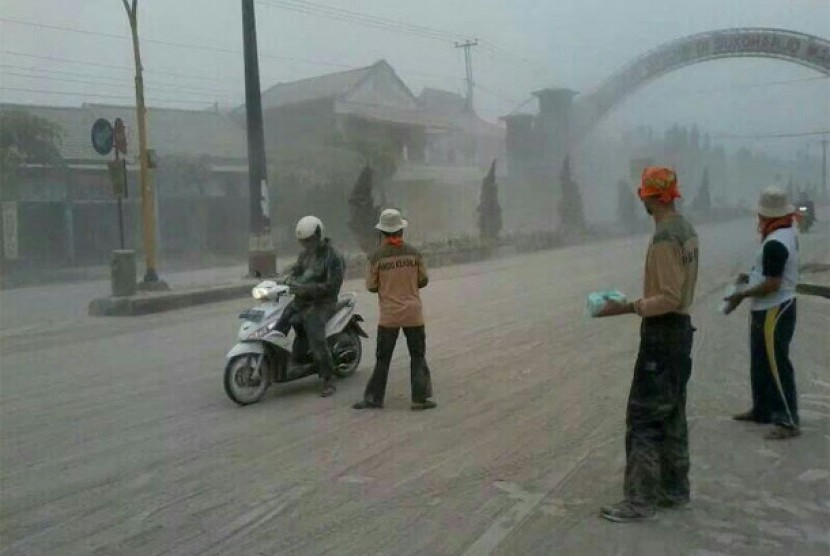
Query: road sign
108 160 127 198
114 118 127 155
91 118 114 156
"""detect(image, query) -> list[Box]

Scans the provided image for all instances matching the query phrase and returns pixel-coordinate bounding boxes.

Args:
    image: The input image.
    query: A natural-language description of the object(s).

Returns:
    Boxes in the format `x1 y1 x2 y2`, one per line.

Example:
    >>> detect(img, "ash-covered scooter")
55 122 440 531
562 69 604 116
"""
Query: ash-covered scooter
223 279 367 405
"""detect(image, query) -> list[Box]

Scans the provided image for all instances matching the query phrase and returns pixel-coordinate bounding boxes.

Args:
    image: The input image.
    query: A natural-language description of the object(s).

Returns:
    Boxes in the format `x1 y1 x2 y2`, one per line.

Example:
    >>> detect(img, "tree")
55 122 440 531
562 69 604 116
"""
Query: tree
0 108 63 200
616 178 638 234
477 160 502 243
348 165 381 254
691 167 712 217
558 155 585 231
329 133 399 184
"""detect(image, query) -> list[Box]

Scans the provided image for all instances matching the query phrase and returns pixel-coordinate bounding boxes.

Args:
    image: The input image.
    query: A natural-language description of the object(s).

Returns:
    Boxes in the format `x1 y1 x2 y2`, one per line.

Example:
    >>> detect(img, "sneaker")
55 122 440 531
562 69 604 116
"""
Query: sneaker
599 501 655 523
353 400 383 410
320 381 336 398
411 400 437 411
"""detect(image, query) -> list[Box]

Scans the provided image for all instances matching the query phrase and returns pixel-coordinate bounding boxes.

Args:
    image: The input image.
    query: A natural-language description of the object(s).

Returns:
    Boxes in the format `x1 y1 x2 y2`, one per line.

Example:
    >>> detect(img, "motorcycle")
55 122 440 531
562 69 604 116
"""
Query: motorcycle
797 204 814 233
223 280 368 405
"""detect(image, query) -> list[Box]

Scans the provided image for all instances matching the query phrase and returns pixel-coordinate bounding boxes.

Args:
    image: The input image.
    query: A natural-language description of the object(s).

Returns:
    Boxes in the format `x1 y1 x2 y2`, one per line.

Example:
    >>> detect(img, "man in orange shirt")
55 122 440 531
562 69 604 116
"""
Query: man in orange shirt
353 209 435 411
597 167 699 522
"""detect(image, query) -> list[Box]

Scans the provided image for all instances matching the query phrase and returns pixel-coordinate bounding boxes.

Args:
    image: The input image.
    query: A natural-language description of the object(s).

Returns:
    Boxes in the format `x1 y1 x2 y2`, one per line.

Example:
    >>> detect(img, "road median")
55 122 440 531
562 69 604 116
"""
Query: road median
88 282 258 316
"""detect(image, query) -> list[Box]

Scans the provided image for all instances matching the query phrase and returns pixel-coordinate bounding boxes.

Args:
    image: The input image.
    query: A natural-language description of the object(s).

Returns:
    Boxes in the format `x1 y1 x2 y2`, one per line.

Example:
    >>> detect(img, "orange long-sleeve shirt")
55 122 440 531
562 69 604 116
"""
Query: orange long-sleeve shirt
366 241 429 328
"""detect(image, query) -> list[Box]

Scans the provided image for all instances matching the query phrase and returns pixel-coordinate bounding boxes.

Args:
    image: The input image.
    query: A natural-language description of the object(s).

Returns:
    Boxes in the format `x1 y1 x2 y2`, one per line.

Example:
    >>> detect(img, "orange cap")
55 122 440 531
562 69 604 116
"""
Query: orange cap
639 166 681 204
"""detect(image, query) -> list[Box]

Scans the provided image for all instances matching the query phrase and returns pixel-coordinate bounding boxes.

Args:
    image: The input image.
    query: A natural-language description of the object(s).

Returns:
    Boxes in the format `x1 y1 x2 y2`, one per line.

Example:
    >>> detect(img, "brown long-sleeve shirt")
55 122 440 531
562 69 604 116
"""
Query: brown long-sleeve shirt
366 241 429 328
634 214 699 318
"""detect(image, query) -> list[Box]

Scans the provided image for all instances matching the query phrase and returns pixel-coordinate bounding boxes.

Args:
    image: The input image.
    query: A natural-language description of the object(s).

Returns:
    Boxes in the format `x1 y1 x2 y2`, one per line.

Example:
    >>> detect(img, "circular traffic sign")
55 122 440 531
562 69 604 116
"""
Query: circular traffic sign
91 118 114 156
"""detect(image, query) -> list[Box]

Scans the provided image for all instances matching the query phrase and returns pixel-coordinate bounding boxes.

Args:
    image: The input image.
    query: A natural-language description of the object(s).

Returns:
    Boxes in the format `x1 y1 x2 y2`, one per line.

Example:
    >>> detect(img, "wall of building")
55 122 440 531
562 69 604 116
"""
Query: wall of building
263 99 337 151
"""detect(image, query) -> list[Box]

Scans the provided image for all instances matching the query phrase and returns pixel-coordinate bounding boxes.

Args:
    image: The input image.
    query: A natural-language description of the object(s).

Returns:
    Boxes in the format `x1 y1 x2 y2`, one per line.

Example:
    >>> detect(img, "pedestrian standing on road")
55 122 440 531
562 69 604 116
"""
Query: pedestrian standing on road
353 209 436 411
595 166 699 522
723 187 801 440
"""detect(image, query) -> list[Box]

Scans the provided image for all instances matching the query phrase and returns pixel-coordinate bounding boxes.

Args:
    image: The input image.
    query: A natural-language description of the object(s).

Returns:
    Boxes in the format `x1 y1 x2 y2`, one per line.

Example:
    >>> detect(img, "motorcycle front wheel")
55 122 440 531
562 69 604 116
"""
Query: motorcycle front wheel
331 330 362 378
224 353 271 405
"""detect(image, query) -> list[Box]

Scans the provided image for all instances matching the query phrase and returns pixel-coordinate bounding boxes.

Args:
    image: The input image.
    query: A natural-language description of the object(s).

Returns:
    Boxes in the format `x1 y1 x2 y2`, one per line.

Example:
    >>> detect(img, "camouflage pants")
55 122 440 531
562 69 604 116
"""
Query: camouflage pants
624 314 694 507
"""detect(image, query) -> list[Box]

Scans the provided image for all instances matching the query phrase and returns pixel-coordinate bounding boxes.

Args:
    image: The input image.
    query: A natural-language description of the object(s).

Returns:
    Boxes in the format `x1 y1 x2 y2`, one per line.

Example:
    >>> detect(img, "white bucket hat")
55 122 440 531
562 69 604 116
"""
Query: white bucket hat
375 208 408 233
757 186 795 218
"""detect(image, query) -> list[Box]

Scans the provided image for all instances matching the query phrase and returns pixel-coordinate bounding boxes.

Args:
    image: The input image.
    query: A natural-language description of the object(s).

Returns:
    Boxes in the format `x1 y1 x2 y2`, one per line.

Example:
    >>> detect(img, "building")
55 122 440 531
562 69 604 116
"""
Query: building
0 102 249 271
255 60 451 162
417 88 505 168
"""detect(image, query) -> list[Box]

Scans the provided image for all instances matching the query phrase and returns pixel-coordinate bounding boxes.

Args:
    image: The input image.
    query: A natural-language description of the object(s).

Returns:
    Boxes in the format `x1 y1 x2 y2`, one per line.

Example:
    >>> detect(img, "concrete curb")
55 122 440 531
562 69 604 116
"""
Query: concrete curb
796 282 830 299
88 234 825 317
87 245 519 317
89 282 257 317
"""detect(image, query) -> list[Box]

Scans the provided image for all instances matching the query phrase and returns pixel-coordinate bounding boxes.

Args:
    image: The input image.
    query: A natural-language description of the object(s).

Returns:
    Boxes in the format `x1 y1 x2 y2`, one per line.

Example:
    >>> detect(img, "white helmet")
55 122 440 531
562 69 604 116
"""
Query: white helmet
295 215 325 240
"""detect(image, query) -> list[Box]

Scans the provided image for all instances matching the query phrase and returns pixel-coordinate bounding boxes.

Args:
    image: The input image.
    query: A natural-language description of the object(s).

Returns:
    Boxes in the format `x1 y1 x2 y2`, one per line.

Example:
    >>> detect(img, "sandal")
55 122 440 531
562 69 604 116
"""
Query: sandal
765 425 801 440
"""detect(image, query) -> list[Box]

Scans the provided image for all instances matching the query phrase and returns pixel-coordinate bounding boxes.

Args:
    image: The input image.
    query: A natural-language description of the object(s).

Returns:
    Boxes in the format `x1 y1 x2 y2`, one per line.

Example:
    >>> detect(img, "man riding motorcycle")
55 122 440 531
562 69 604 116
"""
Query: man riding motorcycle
796 191 816 233
275 216 345 397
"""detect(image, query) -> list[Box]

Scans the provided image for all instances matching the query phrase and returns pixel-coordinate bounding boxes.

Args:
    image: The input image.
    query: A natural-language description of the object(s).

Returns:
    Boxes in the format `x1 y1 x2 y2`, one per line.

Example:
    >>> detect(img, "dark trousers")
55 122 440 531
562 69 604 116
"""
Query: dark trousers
749 299 798 427
275 302 336 381
363 326 433 404
624 314 694 508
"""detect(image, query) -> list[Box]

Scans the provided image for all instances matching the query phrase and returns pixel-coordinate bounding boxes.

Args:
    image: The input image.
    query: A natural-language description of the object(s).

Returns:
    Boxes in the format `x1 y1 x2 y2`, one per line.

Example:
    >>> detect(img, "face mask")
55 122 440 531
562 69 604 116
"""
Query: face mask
300 237 318 252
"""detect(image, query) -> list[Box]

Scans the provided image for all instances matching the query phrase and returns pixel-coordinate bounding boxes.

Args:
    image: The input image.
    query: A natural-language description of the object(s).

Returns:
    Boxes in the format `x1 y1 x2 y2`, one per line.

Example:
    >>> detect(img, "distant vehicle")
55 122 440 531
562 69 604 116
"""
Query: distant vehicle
223 280 367 405
796 201 815 233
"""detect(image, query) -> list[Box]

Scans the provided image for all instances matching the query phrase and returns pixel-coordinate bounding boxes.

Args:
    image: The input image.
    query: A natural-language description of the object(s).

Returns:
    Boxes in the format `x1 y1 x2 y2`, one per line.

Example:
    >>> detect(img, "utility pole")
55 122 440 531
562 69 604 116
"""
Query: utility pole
241 0 275 277
455 39 478 113
121 0 164 287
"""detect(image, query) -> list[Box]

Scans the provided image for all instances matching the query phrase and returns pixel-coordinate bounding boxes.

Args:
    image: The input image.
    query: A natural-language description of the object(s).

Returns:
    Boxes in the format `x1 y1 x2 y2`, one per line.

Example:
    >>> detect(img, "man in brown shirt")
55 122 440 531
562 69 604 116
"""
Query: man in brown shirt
597 166 699 522
353 209 436 411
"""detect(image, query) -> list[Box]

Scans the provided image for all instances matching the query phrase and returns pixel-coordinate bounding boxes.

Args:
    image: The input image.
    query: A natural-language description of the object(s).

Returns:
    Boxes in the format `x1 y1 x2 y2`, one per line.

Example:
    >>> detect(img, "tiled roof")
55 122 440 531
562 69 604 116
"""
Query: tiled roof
260 64 376 109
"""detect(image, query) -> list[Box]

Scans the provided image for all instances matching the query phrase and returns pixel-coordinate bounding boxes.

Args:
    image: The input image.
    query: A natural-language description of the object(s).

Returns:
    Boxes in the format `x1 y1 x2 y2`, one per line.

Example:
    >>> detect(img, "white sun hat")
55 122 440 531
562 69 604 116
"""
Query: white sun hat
375 208 408 233
757 187 795 218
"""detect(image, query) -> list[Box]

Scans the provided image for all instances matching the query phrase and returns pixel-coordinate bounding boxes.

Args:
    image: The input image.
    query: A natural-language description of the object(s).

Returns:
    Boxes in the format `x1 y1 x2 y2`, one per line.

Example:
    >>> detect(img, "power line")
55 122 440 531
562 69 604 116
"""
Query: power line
0 20 460 84
2 50 459 96
255 0 461 43
477 39 553 76
0 17 358 70
256 0 553 78
0 64 243 98
256 0 553 75
0 86 231 107
474 83 519 105
0 15 533 111
2 50 233 84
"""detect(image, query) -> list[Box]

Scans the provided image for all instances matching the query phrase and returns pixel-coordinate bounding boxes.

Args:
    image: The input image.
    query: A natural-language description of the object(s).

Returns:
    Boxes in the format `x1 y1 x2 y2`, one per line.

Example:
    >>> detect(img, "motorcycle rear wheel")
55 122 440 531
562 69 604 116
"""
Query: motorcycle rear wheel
224 353 271 405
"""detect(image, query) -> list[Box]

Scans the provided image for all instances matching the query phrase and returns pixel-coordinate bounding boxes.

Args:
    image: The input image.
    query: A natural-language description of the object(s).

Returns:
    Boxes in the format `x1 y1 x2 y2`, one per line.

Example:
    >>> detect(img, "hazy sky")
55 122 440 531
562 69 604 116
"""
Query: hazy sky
1 0 828 156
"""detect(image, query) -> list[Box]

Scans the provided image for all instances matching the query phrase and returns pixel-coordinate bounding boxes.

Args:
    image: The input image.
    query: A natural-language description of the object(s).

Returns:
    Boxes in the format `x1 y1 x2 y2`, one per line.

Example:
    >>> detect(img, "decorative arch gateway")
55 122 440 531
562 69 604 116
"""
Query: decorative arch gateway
572 28 830 141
